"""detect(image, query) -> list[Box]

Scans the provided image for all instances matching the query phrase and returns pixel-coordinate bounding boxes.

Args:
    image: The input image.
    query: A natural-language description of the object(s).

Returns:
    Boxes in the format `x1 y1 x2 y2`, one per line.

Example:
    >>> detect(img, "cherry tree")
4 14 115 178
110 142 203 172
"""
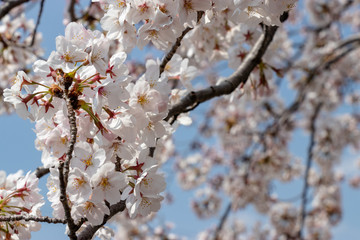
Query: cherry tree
1 0 360 239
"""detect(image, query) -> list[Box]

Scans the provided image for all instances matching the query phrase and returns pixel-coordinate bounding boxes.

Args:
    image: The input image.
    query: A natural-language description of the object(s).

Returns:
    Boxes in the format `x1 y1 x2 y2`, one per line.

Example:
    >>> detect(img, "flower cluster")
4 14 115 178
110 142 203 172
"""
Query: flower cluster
0 171 43 239
0 12 43 115
4 21 171 229
95 0 296 53
8 0 360 239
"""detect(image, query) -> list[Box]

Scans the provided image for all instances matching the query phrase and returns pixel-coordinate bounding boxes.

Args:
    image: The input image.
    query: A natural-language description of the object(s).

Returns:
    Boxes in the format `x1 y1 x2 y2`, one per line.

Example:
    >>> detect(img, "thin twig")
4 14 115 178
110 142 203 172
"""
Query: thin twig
30 0 45 47
159 11 204 75
0 0 29 20
305 0 353 33
213 202 232 240
298 103 322 239
274 34 360 129
159 26 192 75
164 25 278 123
6 41 46 60
0 215 66 224
76 0 96 24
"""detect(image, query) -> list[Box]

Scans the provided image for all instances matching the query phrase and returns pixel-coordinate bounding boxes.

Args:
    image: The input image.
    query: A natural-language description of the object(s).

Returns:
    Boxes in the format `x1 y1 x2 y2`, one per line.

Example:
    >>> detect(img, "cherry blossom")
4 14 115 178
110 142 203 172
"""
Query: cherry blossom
91 162 127 204
3 0 360 240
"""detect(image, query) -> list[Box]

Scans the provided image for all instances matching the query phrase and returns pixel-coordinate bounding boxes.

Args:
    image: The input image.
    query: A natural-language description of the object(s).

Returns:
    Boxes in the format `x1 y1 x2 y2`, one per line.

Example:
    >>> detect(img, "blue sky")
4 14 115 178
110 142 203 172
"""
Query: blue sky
1 0 360 239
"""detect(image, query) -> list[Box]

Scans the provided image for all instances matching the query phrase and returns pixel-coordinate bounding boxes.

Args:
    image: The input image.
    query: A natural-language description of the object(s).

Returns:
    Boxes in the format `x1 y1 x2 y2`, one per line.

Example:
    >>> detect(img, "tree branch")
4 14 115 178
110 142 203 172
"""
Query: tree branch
77 200 126 240
213 202 232 240
58 162 77 239
0 0 29 20
305 0 353 33
0 215 66 224
68 0 77 22
58 87 78 240
275 34 360 128
164 25 278 122
298 103 322 239
159 11 204 75
63 87 77 186
35 166 50 178
30 0 45 47
159 26 192 75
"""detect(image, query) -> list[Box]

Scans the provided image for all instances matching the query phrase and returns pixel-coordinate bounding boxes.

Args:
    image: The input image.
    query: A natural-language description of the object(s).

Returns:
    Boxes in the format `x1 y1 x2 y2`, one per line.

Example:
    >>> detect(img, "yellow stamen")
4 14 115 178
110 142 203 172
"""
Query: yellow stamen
137 94 149 105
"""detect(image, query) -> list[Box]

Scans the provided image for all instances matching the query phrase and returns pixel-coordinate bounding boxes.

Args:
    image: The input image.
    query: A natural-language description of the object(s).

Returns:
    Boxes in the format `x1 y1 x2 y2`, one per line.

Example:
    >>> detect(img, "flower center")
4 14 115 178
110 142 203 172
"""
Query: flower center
74 177 86 189
99 177 110 190
137 94 149 106
184 0 193 11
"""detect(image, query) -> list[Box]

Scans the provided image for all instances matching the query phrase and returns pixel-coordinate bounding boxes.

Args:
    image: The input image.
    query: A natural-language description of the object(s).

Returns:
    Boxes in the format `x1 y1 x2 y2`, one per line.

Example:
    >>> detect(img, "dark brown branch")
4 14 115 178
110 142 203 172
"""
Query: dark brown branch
68 0 77 22
0 215 66 224
35 166 50 178
214 202 232 240
30 0 45 47
298 103 322 240
58 162 77 240
63 88 77 184
70 0 95 24
58 87 78 240
164 25 278 122
159 26 192 75
336 34 360 50
159 11 204 75
149 146 155 157
0 0 29 20
77 200 126 240
115 155 122 172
